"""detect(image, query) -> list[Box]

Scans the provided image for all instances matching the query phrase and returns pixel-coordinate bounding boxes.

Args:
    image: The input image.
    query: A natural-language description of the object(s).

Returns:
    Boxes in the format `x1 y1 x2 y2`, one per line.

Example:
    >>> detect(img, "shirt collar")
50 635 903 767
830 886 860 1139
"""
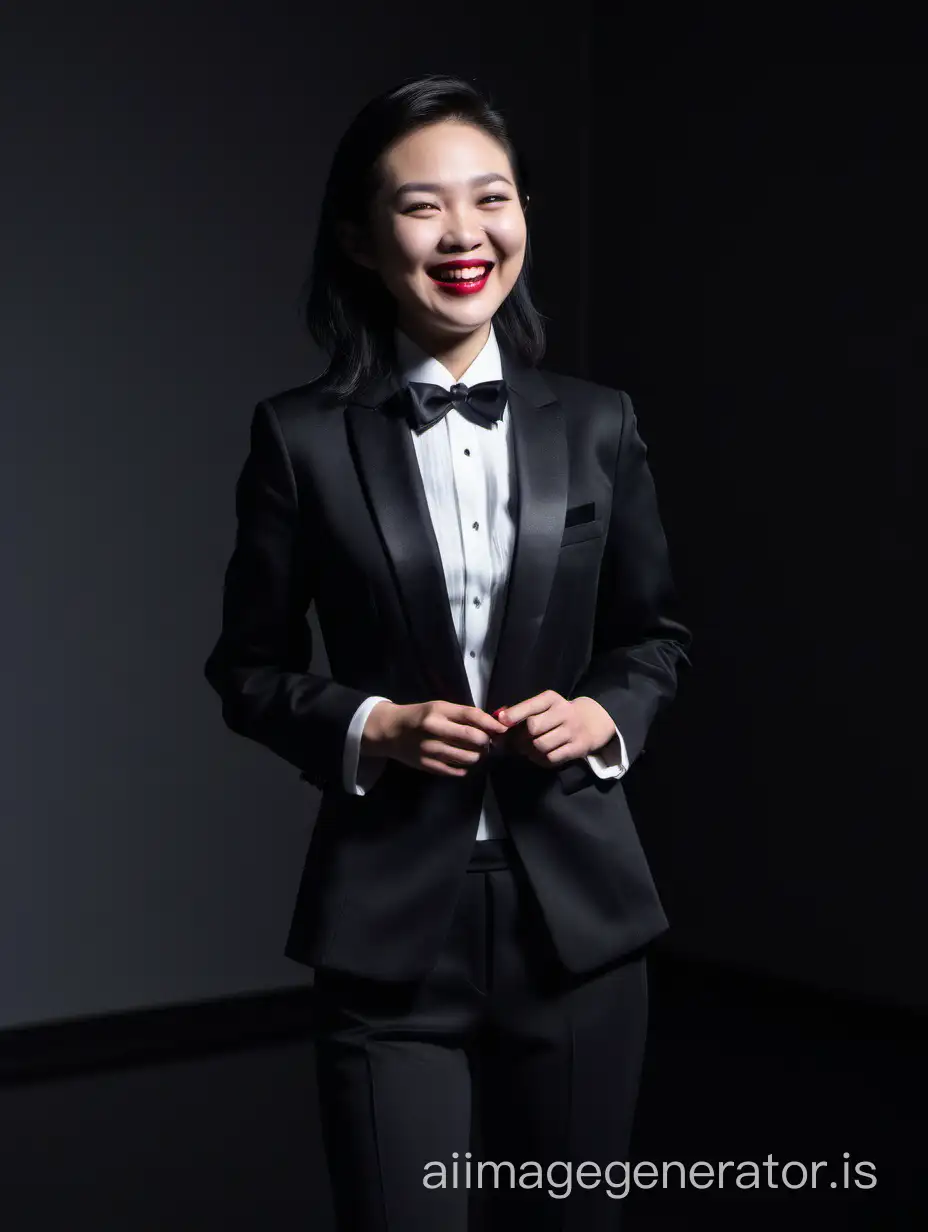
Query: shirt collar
393 321 503 391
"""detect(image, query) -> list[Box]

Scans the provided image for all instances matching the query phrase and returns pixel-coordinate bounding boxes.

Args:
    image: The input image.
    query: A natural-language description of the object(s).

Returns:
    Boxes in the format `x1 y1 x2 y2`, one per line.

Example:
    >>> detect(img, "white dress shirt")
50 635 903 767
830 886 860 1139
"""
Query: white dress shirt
341 322 629 839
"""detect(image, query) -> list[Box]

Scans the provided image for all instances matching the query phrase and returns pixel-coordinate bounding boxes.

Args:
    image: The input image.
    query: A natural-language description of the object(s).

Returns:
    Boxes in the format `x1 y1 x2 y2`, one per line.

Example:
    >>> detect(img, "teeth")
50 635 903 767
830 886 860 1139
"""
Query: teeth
432 265 488 281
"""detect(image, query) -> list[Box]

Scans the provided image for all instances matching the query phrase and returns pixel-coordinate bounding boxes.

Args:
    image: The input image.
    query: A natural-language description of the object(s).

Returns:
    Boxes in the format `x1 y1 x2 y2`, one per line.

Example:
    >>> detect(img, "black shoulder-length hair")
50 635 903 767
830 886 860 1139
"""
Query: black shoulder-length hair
299 74 547 402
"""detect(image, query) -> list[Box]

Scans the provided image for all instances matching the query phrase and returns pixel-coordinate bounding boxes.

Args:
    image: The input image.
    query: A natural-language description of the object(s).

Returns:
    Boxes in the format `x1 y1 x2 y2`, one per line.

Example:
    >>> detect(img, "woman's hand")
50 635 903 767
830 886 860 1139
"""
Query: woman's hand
494 691 615 768
362 700 510 777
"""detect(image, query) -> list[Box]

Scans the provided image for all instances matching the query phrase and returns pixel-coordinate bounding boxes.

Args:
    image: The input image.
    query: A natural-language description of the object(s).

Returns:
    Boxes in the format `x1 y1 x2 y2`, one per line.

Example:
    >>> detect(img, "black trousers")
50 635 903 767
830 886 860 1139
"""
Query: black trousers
312 836 649 1231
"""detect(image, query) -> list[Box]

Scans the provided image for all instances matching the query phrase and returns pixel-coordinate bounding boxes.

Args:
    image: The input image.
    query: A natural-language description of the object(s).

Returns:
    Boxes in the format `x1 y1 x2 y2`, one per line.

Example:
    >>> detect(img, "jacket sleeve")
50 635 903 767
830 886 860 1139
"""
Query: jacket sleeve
569 390 692 768
203 400 374 792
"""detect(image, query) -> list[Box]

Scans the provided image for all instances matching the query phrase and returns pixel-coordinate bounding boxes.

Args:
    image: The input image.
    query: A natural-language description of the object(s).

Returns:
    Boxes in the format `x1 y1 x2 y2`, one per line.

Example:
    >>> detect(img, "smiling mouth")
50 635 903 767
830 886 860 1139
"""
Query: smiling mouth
427 261 495 283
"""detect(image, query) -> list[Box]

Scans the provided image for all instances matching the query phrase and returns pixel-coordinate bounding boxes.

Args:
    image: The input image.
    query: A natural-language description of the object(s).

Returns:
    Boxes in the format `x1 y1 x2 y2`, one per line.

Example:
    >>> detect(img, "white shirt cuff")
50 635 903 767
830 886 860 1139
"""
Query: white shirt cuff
343 695 392 795
585 724 629 779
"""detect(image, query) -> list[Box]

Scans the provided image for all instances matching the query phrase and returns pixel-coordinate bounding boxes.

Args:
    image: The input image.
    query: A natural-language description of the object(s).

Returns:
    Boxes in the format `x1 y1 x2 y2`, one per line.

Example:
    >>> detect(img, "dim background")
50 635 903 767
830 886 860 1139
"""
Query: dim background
1 1 924 1227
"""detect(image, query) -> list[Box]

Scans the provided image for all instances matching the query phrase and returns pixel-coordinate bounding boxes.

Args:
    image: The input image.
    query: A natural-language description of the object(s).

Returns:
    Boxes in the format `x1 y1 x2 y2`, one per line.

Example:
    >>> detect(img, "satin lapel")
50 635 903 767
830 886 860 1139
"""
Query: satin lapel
484 352 568 717
346 374 475 707
344 352 568 716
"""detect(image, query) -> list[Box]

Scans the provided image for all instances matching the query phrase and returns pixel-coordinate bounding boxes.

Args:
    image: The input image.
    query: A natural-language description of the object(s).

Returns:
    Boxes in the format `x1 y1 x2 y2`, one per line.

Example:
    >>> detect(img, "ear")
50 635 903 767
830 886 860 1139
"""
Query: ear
337 220 377 270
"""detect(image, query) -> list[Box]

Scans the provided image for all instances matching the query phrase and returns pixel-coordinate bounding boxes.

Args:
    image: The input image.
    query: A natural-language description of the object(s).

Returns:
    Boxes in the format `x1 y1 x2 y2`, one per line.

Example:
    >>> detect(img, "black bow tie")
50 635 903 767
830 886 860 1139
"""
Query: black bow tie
403 379 508 434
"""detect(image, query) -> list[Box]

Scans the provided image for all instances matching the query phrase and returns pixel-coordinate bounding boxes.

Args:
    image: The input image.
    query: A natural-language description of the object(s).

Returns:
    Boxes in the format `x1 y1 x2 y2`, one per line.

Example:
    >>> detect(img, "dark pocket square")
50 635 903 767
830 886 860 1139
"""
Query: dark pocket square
564 501 595 527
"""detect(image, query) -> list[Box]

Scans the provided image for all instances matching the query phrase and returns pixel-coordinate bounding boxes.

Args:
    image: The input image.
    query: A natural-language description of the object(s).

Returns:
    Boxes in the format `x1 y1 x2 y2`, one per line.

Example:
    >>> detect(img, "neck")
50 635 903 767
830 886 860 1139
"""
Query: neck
397 317 492 383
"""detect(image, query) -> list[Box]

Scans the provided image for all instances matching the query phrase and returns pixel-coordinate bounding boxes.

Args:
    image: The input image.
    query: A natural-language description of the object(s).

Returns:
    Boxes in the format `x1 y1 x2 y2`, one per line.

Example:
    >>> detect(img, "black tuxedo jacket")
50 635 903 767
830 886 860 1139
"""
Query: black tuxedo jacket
204 344 692 982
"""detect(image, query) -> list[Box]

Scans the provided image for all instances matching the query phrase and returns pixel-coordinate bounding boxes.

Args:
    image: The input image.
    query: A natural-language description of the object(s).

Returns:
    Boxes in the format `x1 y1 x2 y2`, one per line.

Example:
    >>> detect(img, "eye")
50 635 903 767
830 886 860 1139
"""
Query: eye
402 194 510 214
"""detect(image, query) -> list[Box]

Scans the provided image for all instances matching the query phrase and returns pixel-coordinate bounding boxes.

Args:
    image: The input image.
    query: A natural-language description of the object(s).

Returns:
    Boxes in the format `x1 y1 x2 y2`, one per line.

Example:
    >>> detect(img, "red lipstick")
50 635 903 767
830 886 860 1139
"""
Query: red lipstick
427 258 494 296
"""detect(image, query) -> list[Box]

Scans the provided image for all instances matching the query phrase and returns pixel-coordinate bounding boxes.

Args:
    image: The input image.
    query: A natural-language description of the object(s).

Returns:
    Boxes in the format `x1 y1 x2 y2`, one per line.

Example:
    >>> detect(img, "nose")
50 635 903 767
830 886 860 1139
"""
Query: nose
440 207 486 253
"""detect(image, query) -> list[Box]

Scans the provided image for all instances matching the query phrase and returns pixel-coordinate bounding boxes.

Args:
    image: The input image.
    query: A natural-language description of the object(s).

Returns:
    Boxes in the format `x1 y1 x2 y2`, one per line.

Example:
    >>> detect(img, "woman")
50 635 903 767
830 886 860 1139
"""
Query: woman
205 74 691 1231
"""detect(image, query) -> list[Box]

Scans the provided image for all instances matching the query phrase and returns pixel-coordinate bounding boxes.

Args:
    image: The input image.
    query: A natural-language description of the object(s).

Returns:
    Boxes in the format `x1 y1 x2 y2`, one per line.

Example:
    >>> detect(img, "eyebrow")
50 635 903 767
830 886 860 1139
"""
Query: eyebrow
392 172 514 200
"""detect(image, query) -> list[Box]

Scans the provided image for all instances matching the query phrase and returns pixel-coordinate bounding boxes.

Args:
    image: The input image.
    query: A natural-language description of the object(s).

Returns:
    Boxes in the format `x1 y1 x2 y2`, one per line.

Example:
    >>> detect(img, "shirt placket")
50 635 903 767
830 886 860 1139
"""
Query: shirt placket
451 411 490 700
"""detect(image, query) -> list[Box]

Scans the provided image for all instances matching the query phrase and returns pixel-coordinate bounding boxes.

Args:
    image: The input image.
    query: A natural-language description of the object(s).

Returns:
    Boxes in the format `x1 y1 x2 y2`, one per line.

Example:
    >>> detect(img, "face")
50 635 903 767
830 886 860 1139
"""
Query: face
342 120 528 348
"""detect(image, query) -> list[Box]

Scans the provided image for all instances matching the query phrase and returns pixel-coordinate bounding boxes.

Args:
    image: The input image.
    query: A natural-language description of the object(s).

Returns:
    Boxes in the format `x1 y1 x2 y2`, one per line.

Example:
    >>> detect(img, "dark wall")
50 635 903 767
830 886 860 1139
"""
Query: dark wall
0 0 593 1031
590 6 927 1007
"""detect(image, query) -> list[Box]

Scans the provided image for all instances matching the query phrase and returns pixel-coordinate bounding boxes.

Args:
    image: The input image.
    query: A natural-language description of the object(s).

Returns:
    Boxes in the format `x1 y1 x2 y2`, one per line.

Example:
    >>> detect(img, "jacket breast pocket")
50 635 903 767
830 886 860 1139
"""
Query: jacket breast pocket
560 502 603 546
